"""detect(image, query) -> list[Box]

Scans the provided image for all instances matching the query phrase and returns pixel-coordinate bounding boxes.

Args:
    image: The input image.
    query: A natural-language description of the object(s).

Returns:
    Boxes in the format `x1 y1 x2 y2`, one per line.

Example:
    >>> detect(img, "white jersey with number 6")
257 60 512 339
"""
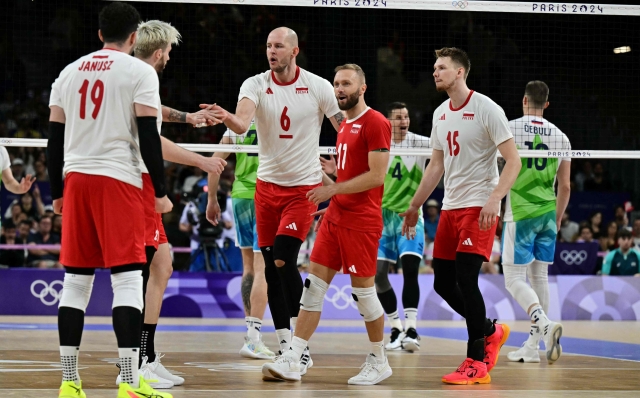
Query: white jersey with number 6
49 48 159 189
238 66 340 186
431 91 513 210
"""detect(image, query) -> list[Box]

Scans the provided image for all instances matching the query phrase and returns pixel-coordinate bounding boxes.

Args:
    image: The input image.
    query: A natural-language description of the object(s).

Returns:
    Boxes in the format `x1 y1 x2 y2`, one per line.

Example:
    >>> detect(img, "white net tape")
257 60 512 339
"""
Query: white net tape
2 138 639 159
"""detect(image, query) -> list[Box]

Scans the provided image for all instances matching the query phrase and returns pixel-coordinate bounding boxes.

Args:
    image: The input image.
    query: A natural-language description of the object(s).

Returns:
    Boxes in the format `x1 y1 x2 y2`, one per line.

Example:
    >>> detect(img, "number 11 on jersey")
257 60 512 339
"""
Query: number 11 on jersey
336 143 347 170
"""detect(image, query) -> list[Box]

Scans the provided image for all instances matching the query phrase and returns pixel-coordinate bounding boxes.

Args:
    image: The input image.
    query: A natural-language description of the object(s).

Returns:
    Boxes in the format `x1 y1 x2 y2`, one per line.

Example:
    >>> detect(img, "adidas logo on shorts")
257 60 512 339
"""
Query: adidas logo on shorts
462 238 473 246
285 222 298 231
348 265 357 273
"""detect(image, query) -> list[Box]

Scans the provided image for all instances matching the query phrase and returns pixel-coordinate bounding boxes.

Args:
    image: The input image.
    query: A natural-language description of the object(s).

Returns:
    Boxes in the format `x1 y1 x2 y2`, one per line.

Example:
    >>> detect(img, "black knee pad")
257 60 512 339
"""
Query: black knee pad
455 252 484 291
273 235 303 266
260 246 279 285
400 255 420 280
432 258 456 296
375 260 392 293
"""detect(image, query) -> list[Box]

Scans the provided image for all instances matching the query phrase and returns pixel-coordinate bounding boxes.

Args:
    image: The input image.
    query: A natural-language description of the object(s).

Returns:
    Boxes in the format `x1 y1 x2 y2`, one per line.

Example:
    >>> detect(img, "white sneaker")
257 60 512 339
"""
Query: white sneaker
300 346 313 376
149 352 184 386
542 321 563 364
385 328 405 350
261 350 301 381
401 328 421 352
507 326 541 363
115 357 174 389
348 354 393 385
240 336 276 359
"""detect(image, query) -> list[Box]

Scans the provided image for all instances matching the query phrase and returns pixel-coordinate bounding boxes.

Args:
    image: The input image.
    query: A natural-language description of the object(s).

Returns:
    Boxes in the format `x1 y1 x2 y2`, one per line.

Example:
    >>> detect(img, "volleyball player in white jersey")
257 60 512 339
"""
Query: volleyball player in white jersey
401 47 521 385
204 27 342 369
112 20 226 389
503 81 570 364
47 3 172 398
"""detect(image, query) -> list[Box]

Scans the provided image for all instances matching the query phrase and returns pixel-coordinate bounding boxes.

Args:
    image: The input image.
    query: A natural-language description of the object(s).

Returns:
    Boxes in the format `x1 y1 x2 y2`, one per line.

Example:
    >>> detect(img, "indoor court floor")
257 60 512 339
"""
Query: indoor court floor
1 317 639 397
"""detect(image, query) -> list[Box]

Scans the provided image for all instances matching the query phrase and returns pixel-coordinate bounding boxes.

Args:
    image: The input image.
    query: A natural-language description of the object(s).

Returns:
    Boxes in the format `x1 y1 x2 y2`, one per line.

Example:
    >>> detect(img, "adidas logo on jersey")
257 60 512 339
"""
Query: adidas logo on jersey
285 222 298 231
462 238 473 246
348 265 357 273
462 111 475 120
266 87 274 94
439 113 446 120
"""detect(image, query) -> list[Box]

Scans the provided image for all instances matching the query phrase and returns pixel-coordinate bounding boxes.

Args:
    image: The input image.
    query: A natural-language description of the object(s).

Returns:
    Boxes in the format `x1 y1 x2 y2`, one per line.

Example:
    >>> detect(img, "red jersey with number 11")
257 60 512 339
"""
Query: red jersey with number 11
324 107 391 233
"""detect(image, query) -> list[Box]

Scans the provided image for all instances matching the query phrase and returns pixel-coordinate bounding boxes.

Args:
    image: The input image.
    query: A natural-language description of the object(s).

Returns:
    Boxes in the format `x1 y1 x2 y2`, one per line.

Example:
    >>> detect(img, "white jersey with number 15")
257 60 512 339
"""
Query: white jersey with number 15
238 66 340 187
431 91 513 210
49 48 159 189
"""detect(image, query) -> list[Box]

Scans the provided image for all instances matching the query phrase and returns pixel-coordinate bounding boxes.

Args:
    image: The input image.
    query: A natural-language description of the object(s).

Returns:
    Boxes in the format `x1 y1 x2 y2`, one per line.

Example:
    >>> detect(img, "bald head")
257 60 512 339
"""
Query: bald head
269 27 298 48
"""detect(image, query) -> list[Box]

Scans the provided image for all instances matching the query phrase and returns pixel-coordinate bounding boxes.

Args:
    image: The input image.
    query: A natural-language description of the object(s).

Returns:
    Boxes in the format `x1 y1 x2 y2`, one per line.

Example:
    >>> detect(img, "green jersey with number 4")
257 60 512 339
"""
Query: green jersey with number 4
381 132 430 214
503 115 571 222
224 121 259 199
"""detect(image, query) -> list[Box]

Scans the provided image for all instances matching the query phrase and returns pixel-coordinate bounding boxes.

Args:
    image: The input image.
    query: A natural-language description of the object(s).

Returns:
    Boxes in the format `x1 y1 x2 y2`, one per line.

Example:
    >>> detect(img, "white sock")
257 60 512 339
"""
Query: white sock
370 341 386 363
530 305 549 327
404 308 418 330
247 317 262 342
60 346 80 384
118 348 140 388
245 317 250 331
290 336 307 360
291 316 298 333
526 324 541 349
387 310 403 331
276 328 291 352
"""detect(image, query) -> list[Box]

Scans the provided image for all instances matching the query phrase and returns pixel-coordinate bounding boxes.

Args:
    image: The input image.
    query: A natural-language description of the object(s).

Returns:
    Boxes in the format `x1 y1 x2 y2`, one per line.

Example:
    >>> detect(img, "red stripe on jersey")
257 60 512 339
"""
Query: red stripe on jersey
101 47 124 52
449 90 475 111
272 66 300 86
93 55 109 59
531 121 544 125
279 134 293 139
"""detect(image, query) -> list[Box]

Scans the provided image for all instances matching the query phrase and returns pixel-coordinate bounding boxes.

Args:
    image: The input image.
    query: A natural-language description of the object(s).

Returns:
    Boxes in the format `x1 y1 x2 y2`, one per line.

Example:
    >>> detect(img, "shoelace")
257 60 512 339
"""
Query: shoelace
455 359 473 374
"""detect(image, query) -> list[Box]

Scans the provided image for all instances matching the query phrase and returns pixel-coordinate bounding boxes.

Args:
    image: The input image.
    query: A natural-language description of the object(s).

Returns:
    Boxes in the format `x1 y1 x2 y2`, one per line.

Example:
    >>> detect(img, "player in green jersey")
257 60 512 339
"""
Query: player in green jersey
502 81 571 365
207 122 276 360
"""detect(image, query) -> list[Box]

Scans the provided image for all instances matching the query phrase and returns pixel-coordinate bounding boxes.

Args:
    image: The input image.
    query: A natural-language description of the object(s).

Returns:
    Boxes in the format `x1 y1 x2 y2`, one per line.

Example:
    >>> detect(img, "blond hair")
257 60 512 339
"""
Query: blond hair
435 47 471 79
135 20 181 59
334 63 366 84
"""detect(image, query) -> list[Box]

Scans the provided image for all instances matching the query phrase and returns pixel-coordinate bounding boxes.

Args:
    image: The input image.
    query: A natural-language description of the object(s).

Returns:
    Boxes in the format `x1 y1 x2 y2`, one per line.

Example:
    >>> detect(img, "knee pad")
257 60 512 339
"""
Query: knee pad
352 286 384 322
273 235 303 266
59 273 95 312
503 264 539 313
300 274 328 312
111 270 143 311
400 254 421 279
375 260 392 293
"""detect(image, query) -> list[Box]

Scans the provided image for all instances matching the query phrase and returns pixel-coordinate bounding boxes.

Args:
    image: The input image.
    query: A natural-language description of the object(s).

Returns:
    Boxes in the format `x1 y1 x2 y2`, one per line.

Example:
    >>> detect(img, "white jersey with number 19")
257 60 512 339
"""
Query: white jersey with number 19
49 48 160 189
431 91 513 210
238 66 340 186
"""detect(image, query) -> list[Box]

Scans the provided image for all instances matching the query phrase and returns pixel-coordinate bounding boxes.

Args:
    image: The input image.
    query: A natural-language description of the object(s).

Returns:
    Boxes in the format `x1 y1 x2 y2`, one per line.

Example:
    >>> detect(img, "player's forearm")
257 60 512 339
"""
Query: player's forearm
1 175 21 194
409 164 444 209
208 173 222 200
332 170 384 195
556 183 571 223
161 136 204 168
224 113 251 135
162 106 188 123
488 158 521 203
321 172 335 186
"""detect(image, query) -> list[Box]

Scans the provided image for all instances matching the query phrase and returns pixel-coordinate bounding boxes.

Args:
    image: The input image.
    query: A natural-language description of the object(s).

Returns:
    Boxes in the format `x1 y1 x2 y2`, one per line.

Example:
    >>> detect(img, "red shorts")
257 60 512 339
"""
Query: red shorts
254 179 320 247
60 173 146 268
432 207 497 262
310 219 380 277
142 174 168 249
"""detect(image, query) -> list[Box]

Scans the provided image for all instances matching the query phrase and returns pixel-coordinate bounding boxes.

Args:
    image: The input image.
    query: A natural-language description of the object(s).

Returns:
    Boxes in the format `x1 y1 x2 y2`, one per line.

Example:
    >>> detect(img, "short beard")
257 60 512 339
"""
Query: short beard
436 80 454 93
338 91 360 111
154 59 166 77
271 62 288 74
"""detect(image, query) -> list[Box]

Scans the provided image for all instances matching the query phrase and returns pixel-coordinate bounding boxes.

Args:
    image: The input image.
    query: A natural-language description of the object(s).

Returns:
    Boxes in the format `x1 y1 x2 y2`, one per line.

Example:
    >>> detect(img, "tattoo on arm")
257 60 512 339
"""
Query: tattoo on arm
332 112 345 126
167 107 187 123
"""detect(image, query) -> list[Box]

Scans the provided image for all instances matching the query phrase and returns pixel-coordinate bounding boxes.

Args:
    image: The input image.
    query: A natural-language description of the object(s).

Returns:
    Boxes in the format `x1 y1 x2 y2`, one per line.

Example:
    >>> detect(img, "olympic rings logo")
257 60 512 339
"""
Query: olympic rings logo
30 280 63 306
560 250 588 265
325 284 358 310
452 1 468 9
